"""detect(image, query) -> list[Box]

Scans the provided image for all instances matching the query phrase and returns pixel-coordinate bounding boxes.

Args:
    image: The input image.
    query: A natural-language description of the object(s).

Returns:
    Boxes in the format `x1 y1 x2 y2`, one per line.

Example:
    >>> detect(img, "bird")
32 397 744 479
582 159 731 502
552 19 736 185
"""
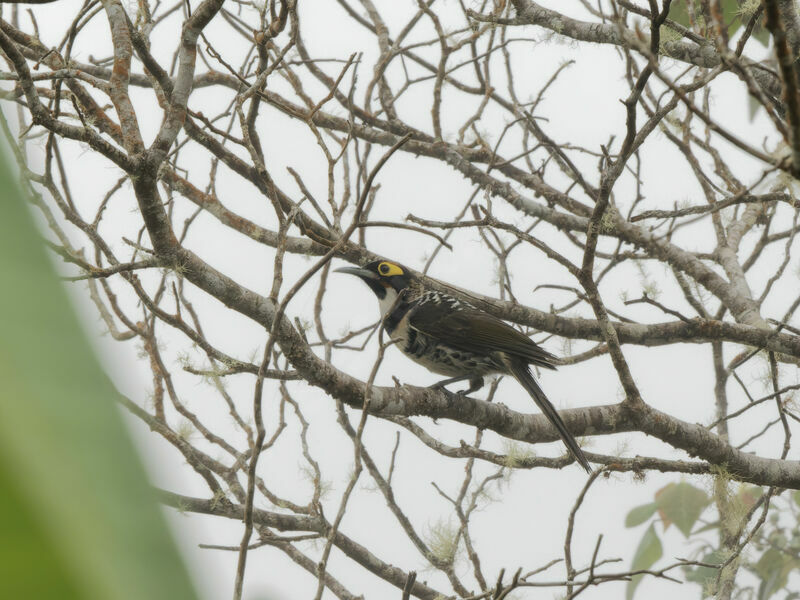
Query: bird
336 259 591 472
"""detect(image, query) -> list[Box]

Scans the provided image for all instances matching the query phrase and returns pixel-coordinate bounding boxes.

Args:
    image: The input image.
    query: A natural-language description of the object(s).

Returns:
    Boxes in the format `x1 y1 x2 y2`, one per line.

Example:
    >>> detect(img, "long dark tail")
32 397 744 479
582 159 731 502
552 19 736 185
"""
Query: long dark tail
507 360 591 473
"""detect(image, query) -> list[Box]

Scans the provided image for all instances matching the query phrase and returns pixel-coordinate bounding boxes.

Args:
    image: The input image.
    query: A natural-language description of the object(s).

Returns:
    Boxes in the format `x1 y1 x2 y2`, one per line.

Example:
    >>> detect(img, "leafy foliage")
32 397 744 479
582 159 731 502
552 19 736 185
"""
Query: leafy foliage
684 549 726 596
627 483 800 599
625 502 658 527
752 548 800 600
627 523 664 600
668 0 769 46
0 134 197 600
656 482 711 537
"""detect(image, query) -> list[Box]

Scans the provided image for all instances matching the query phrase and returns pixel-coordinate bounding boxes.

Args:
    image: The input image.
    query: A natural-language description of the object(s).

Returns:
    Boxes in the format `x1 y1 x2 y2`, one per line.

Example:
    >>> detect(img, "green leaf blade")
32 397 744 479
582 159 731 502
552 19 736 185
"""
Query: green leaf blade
626 523 663 600
0 133 198 600
656 482 709 538
625 502 658 527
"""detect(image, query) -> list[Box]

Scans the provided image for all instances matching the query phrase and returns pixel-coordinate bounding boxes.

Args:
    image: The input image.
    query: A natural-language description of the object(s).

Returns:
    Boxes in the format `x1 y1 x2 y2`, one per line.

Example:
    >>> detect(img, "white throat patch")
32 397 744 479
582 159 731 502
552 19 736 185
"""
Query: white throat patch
378 286 399 317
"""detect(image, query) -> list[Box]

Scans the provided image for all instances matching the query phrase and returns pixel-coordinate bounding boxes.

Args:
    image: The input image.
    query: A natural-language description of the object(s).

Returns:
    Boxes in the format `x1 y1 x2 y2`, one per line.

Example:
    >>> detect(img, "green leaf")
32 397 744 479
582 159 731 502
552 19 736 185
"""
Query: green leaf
0 461 83 599
625 502 658 527
656 482 710 538
667 0 768 47
748 94 763 121
752 24 770 46
753 548 800 599
668 0 692 29
720 0 743 38
0 129 198 600
684 549 725 597
626 523 663 600
793 490 800 508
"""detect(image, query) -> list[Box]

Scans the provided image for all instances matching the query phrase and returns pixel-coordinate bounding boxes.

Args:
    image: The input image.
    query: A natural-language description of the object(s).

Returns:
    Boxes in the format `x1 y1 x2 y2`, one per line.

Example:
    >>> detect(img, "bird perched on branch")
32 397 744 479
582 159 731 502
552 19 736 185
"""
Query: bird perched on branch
337 260 591 472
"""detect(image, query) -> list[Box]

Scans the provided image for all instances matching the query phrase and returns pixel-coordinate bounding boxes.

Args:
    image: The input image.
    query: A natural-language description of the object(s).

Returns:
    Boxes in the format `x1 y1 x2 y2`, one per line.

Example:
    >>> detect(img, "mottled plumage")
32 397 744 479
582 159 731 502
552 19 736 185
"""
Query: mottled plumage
337 260 590 472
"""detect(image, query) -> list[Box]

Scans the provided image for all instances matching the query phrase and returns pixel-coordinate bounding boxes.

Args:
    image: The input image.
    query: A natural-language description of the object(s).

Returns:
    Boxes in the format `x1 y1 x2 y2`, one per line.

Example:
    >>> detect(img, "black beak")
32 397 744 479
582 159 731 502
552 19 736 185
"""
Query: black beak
334 266 377 281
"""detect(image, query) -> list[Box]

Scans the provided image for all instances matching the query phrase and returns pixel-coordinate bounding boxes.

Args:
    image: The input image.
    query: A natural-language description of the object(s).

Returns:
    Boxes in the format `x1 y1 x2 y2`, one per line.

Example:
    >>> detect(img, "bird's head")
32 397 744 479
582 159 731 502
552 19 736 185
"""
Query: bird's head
336 260 414 310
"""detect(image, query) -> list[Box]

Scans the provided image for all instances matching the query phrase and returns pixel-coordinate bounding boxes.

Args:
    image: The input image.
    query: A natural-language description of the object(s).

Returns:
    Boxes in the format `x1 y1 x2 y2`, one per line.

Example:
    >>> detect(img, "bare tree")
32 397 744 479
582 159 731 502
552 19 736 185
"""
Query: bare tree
3 0 800 598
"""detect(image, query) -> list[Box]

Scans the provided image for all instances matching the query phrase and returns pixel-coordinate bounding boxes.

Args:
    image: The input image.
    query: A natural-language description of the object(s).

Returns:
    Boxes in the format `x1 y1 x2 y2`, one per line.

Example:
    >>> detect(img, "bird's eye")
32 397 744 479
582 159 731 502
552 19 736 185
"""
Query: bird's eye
377 262 403 276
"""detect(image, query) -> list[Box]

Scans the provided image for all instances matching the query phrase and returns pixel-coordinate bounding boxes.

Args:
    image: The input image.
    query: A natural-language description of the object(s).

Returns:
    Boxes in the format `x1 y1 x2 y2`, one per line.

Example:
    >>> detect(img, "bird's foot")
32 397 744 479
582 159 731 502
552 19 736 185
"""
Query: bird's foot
428 375 483 399
430 385 468 402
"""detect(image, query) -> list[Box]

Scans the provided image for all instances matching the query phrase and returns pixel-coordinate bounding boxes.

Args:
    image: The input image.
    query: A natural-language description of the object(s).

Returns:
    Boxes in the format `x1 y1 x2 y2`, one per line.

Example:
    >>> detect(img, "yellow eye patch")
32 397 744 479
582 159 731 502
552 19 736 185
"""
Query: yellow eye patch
377 262 404 277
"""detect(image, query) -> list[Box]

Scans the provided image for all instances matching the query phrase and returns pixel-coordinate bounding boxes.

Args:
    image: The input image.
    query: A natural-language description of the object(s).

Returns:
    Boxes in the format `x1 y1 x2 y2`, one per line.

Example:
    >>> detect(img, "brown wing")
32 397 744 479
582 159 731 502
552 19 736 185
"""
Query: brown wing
407 305 557 369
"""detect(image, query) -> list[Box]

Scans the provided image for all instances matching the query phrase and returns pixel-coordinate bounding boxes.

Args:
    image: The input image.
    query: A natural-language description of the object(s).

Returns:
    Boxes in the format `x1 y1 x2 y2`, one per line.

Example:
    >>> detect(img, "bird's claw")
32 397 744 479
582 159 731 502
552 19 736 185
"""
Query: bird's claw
432 386 467 401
